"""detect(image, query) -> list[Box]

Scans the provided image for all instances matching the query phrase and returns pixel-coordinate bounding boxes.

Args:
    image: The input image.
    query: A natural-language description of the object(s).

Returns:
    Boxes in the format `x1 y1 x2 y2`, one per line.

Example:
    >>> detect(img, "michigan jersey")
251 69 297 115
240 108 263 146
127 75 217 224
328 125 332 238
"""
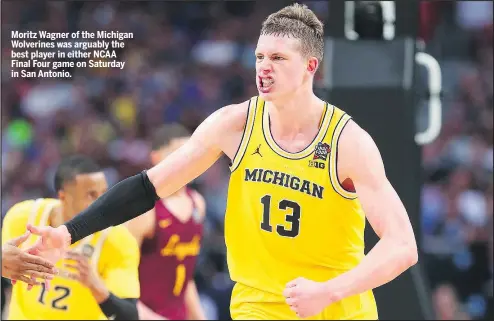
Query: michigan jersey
2 198 140 320
225 97 378 319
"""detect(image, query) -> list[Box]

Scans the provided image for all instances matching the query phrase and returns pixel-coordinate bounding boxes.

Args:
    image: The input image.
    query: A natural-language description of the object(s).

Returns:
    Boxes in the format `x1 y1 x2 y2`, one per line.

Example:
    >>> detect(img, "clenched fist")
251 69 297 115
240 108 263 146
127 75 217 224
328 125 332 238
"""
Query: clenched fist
283 277 339 319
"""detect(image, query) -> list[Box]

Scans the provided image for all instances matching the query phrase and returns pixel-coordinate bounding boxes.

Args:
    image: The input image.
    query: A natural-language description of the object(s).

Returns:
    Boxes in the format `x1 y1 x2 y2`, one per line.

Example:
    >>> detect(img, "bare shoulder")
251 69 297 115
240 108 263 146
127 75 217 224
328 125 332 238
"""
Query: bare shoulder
204 99 251 158
189 189 207 221
339 119 375 151
338 119 384 178
208 99 250 133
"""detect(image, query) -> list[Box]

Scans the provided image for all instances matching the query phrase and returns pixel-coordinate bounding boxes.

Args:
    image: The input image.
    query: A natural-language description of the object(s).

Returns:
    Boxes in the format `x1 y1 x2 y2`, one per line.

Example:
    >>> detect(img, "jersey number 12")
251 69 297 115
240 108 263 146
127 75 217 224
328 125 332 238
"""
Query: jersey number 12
260 195 300 238
38 284 71 310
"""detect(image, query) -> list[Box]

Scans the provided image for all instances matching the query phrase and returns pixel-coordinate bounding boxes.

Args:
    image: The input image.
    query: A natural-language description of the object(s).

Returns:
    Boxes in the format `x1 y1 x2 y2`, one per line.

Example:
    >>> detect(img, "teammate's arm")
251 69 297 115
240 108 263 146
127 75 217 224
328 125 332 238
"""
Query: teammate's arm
65 250 139 320
2 232 55 284
137 301 168 320
50 102 247 245
323 120 418 300
184 190 207 320
123 209 155 247
97 228 142 320
184 280 206 320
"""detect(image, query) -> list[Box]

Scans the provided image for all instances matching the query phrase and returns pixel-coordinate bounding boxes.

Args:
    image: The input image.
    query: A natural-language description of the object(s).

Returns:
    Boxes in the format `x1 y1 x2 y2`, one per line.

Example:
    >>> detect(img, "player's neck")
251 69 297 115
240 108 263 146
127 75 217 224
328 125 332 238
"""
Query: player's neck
161 187 193 223
48 204 65 228
268 90 323 137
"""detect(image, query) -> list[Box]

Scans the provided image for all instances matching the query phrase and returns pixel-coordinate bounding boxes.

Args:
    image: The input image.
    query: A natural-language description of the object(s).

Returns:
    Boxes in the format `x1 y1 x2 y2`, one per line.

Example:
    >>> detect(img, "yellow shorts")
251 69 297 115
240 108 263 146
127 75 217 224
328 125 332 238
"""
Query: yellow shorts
230 283 378 320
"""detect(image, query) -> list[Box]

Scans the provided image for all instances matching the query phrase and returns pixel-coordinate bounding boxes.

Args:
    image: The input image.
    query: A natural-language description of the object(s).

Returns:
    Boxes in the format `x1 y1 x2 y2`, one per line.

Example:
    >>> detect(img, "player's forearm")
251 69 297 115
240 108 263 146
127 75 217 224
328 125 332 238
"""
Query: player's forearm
63 171 160 244
185 281 206 320
324 236 417 301
89 280 110 304
137 301 167 320
186 301 206 320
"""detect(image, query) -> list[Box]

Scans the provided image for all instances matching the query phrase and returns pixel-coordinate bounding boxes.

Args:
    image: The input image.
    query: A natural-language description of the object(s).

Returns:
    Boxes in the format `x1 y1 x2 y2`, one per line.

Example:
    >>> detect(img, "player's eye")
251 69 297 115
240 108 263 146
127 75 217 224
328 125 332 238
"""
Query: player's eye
273 56 284 61
256 55 263 60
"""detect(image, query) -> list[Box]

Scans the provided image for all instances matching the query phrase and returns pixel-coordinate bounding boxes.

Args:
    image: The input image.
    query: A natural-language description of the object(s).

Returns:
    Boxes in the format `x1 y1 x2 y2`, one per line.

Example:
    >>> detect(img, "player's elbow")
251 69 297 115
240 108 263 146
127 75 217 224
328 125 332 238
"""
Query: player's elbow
398 236 418 268
384 227 418 270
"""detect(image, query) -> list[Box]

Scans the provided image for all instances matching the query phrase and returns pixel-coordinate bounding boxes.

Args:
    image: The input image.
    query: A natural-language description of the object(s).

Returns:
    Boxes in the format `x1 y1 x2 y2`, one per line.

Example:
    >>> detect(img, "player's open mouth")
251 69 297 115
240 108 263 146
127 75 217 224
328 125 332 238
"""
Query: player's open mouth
259 76 274 91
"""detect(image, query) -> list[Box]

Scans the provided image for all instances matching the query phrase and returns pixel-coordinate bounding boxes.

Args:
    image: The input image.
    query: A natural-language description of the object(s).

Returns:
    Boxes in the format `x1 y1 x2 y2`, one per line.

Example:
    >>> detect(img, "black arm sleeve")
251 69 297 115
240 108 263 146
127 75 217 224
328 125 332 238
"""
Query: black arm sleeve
64 171 160 244
99 293 138 320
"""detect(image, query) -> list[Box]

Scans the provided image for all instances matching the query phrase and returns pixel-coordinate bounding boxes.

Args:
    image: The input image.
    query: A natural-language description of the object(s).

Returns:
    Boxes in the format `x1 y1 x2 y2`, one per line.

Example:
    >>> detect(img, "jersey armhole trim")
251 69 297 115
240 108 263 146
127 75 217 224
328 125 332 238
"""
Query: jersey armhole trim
229 97 257 173
92 228 111 271
329 114 358 200
40 202 56 227
25 199 52 247
27 199 43 227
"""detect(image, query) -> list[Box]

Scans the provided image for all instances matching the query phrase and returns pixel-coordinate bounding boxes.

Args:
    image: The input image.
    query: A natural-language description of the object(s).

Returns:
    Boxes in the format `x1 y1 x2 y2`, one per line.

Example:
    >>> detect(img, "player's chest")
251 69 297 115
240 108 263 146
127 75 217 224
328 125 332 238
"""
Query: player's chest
242 141 331 178
239 155 330 201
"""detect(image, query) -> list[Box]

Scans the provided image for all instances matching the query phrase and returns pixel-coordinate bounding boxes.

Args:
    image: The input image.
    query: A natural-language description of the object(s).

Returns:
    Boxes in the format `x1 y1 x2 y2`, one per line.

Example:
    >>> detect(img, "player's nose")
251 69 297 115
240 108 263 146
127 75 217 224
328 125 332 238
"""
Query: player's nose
257 61 272 74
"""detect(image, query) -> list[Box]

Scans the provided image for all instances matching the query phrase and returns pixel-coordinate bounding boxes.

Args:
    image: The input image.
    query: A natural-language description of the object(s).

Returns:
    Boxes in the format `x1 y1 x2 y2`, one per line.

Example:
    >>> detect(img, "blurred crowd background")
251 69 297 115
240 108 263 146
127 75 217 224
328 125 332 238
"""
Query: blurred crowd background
418 1 493 320
1 1 492 320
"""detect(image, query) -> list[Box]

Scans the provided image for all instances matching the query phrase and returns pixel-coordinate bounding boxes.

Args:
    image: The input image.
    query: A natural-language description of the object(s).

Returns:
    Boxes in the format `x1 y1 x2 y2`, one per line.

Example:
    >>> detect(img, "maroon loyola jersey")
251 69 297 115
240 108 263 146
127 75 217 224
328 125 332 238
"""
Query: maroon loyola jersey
138 189 203 319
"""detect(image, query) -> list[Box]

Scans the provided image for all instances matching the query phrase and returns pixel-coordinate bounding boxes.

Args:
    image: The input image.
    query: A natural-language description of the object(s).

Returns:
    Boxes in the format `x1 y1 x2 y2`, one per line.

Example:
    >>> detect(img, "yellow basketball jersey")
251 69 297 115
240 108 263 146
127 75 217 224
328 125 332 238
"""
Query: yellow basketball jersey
225 97 377 319
3 198 140 320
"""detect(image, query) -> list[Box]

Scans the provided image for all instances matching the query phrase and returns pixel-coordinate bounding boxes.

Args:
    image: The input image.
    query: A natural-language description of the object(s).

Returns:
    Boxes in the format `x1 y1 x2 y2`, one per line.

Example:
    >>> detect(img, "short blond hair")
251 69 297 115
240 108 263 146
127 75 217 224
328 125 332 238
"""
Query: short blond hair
260 3 324 61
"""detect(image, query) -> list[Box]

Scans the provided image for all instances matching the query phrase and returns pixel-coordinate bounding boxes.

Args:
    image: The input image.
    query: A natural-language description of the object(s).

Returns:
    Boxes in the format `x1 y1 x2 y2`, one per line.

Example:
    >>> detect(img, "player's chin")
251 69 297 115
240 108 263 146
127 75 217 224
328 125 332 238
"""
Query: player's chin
258 89 275 101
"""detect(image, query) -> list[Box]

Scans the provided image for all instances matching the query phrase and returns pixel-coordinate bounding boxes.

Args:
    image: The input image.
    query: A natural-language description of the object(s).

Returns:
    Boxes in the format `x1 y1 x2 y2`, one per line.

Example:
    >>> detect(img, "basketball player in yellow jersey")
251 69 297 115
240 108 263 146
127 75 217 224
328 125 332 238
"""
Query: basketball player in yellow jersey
26 3 418 320
2 156 140 320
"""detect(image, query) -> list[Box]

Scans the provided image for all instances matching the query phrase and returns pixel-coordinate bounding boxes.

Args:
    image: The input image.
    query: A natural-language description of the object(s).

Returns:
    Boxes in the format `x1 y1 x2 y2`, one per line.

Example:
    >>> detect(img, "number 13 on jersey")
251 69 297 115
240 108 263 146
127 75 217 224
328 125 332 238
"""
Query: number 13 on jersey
260 195 301 238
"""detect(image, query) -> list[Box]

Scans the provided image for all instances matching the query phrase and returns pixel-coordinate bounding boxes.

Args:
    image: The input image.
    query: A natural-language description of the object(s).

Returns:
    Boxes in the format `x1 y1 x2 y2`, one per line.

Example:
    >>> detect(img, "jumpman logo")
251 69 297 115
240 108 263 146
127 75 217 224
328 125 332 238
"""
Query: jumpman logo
252 144 263 157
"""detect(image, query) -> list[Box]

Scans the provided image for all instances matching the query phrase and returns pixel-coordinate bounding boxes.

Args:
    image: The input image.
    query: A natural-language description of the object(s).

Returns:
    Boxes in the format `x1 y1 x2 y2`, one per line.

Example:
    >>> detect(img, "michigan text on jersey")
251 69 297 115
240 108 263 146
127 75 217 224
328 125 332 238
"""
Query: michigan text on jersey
244 168 324 199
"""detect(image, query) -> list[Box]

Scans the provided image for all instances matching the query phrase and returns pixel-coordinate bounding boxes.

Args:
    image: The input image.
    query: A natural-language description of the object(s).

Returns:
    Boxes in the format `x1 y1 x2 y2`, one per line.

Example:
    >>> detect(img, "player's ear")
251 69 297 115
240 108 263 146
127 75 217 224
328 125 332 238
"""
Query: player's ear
307 57 318 74
58 189 66 202
150 150 160 165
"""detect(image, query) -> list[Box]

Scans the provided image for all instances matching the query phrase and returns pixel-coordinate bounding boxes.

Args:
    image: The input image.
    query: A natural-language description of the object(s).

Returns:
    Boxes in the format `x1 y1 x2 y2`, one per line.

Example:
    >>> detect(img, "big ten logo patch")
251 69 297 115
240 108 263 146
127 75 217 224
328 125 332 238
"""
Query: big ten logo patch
309 142 330 169
308 160 325 169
